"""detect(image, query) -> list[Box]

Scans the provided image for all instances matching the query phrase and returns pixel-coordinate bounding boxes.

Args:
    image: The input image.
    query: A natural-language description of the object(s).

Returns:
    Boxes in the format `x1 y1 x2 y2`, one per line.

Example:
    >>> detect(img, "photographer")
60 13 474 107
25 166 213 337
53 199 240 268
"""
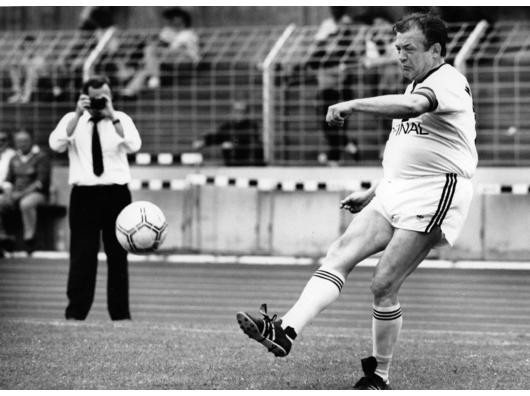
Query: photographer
49 75 141 321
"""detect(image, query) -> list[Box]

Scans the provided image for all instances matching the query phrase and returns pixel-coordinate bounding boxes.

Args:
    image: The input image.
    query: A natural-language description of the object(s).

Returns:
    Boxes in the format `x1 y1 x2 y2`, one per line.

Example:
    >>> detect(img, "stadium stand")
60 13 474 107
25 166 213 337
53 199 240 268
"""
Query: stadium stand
0 21 530 165
93 27 285 164
468 22 530 164
268 21 477 164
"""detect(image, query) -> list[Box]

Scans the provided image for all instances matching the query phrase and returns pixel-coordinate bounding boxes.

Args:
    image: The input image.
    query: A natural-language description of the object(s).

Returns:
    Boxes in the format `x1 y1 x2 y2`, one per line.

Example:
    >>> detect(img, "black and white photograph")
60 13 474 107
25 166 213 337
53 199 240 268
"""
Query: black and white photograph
0 3 529 390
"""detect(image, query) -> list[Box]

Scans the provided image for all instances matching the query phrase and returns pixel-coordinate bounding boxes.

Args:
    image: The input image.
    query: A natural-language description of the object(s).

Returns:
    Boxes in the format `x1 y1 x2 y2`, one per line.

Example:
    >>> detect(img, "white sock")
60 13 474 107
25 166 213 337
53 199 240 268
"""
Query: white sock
281 267 345 334
372 303 403 383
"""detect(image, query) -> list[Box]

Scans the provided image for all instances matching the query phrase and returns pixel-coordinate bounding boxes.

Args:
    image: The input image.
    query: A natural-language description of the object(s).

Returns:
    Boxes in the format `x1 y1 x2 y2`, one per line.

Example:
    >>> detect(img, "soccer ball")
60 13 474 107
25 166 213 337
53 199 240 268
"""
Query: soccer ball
115 201 168 253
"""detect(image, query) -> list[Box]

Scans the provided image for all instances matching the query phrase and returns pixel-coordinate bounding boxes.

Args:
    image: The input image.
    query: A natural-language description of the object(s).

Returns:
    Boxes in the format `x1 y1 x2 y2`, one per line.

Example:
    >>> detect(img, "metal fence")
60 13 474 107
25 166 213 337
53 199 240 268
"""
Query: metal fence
468 22 530 164
266 22 476 164
0 30 98 145
0 21 529 166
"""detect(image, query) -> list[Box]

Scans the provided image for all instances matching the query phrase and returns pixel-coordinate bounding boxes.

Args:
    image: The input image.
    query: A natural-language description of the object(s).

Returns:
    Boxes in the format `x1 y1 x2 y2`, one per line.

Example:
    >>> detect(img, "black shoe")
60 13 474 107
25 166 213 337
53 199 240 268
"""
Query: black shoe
353 356 391 390
0 236 15 253
236 303 296 357
23 238 36 255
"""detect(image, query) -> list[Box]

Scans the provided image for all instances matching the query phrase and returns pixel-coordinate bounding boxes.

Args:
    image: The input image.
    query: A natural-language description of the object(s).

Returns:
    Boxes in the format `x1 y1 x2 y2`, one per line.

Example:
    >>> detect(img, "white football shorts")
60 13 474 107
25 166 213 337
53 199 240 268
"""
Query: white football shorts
367 174 473 246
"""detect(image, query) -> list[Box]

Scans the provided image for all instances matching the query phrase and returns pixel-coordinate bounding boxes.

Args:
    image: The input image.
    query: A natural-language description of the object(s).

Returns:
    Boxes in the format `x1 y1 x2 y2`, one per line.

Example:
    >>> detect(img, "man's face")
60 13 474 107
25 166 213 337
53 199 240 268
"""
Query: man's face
87 84 111 117
394 27 438 81
230 102 248 122
14 131 32 155
169 16 185 29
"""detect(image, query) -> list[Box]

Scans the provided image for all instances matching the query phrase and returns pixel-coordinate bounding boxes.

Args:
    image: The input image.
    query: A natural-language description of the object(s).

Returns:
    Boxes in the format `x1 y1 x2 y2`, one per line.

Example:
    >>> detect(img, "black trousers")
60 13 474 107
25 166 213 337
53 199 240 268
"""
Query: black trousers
65 184 132 320
317 88 355 162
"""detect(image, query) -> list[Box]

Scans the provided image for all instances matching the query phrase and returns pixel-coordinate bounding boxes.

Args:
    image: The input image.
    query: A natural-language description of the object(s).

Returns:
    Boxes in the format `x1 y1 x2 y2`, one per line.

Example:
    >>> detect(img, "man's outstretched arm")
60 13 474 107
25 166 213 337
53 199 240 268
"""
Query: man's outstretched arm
326 94 432 127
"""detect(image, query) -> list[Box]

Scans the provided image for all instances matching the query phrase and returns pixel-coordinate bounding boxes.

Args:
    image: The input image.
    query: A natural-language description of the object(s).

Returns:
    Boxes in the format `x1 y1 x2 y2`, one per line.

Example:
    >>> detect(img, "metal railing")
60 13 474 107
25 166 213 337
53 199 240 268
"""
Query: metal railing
468 22 530 165
1 21 529 166
264 21 476 164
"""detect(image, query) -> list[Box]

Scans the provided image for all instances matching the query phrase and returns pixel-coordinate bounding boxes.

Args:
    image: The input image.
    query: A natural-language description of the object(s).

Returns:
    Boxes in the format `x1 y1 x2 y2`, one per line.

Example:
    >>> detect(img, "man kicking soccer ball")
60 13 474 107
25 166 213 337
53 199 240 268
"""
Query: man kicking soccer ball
237 12 477 390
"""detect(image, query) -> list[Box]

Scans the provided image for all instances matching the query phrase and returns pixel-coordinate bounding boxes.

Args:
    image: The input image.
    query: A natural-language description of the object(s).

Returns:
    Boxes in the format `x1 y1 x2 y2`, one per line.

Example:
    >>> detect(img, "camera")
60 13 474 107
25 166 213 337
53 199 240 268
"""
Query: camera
90 97 107 110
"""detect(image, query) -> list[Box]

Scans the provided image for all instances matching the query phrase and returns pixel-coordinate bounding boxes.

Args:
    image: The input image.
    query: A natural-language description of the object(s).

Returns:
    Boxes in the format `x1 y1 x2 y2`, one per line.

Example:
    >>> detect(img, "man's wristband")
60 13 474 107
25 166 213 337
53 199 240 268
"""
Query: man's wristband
112 119 121 125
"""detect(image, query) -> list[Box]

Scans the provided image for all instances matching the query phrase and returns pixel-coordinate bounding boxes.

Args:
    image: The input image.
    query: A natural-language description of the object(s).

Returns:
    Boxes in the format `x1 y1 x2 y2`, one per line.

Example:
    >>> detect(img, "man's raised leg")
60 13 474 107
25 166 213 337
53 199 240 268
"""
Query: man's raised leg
237 207 393 356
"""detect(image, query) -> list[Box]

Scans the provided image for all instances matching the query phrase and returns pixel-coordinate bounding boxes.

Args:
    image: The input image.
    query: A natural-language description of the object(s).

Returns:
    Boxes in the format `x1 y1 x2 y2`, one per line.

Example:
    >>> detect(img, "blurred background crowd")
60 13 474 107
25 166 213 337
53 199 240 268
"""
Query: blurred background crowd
1 5 529 168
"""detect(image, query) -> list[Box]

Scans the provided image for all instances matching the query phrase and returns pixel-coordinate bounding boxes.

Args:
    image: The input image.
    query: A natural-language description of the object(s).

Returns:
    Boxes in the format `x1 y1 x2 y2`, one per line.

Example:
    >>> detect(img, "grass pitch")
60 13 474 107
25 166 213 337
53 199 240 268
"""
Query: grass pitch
1 318 529 390
1 258 529 390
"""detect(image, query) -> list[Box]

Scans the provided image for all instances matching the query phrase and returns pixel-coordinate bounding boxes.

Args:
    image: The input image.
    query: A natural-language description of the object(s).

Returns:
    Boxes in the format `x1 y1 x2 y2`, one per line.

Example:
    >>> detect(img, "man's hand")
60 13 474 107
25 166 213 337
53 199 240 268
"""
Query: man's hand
76 94 91 116
340 189 374 214
326 102 354 127
100 94 116 120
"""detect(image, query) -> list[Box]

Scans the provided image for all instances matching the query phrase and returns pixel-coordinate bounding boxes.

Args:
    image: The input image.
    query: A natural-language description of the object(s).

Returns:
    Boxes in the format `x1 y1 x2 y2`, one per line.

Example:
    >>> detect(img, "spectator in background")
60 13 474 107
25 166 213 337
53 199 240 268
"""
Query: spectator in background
0 130 16 256
0 129 51 256
193 100 265 166
0 131 15 188
51 6 117 101
306 7 359 166
78 6 115 31
362 17 401 96
7 35 46 104
361 16 401 159
121 7 200 97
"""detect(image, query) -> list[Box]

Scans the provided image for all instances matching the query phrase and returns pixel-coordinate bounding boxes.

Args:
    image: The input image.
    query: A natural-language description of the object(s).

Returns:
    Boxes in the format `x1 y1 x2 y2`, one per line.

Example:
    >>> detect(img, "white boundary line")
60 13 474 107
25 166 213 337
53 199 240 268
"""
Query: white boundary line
5 317 529 340
10 251 530 270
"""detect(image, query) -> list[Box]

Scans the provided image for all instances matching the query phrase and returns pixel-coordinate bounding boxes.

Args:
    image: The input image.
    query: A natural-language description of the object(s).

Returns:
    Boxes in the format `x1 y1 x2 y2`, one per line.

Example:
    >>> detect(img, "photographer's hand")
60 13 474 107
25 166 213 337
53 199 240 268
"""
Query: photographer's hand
76 94 91 116
66 94 90 137
100 94 116 120
101 94 124 138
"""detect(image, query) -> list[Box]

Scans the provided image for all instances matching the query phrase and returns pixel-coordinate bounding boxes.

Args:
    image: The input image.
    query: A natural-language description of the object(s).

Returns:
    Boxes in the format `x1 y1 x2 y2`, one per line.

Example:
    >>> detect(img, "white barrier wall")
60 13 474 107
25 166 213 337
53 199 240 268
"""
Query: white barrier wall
269 191 343 256
50 166 530 260
194 186 260 253
483 195 530 260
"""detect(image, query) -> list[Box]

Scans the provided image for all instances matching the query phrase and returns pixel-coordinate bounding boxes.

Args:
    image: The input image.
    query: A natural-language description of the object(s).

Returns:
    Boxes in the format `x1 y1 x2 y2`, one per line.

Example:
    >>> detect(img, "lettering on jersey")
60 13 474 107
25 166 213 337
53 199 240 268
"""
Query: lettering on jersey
391 120 429 136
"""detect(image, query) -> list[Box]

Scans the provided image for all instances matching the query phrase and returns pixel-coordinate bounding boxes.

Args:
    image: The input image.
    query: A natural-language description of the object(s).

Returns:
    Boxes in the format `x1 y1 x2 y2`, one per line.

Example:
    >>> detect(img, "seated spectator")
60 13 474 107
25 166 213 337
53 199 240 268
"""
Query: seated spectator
304 6 360 165
7 35 46 104
0 130 15 257
0 129 51 256
361 16 401 160
193 100 265 166
78 6 115 31
122 7 200 97
362 17 401 96
51 6 117 101
0 131 15 187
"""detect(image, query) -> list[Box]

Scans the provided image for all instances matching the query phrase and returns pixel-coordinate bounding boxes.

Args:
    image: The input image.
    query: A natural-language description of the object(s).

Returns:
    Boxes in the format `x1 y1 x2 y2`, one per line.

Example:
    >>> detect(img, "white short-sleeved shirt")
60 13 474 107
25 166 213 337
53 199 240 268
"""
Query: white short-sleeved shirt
49 111 141 186
382 63 478 179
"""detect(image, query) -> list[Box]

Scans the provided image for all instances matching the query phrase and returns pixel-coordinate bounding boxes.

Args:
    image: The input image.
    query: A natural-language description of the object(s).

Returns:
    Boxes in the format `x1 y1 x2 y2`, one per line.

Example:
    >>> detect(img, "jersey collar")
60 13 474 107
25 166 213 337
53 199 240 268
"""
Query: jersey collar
413 62 447 87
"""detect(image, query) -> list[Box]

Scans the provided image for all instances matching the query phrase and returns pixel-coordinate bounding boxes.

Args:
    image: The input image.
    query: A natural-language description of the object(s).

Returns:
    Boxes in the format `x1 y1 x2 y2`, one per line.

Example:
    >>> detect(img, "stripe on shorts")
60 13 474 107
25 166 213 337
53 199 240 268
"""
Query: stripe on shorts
425 173 457 233
373 307 402 321
313 269 344 292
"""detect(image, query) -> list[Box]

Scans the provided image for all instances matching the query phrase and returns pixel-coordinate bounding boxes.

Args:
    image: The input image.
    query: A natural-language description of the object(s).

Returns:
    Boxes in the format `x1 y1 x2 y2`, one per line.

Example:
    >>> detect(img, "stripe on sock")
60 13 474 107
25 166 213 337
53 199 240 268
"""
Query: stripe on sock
373 307 402 321
313 269 344 292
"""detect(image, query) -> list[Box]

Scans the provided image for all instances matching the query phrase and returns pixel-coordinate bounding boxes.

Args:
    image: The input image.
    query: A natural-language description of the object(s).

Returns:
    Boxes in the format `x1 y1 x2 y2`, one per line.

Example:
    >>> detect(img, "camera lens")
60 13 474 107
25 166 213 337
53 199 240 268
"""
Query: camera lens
90 97 107 110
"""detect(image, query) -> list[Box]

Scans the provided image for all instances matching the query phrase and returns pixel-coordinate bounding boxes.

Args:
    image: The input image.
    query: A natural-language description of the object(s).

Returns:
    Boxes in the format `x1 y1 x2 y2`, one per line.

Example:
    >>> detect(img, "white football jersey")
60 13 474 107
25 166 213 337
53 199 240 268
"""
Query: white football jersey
382 63 478 179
